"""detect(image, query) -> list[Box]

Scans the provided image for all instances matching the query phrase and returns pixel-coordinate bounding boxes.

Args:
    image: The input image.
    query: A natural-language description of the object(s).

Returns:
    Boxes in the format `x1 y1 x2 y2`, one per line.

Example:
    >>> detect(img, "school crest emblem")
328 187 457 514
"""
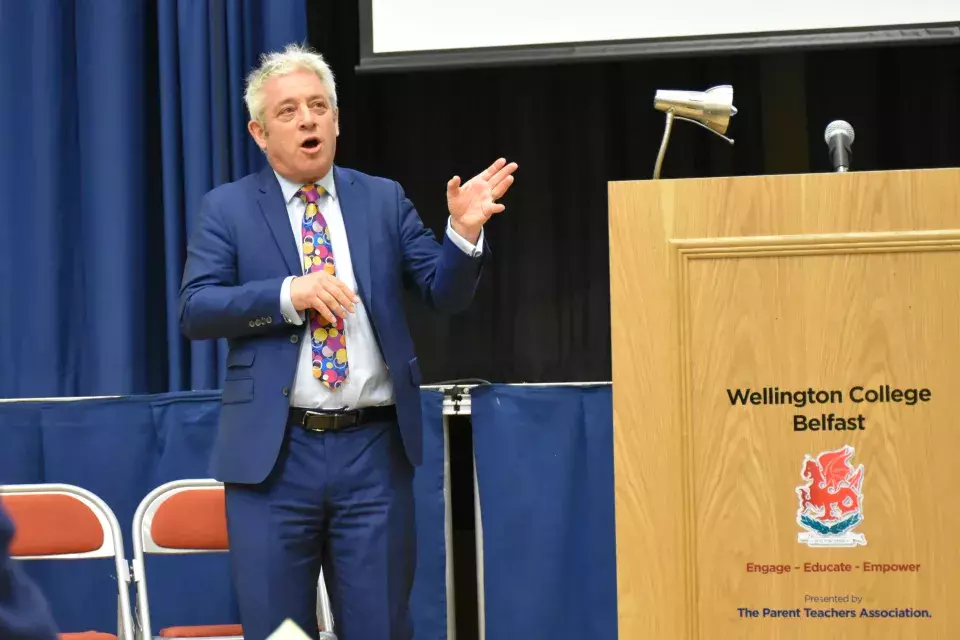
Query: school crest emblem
796 445 866 547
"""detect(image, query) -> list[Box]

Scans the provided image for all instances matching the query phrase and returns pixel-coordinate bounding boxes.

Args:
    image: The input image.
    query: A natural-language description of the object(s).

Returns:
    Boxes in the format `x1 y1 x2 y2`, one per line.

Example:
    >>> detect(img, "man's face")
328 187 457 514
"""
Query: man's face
248 68 339 184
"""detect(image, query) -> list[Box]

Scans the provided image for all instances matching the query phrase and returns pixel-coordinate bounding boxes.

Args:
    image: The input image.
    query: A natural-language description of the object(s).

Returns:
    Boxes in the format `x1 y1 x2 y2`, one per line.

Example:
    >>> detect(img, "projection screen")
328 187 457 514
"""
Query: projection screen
358 0 960 71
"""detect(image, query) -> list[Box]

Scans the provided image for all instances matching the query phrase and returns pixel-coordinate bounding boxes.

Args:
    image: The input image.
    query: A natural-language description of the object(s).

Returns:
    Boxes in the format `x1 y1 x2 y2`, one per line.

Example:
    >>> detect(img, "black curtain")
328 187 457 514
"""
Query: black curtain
307 3 960 385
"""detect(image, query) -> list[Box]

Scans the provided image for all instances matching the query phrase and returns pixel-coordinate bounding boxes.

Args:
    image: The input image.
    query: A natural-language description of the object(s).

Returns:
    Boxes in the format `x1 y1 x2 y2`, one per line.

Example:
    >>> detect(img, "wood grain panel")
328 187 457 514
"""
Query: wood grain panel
609 168 960 639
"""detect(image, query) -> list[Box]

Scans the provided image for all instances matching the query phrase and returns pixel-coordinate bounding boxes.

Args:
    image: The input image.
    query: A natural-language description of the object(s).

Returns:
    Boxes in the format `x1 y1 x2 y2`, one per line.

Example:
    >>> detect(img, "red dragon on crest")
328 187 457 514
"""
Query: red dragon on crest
796 445 864 524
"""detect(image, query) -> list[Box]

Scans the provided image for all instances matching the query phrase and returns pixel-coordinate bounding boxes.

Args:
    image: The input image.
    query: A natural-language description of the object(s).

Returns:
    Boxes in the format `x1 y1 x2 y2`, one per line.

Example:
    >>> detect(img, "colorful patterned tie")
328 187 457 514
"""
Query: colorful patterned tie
297 183 348 390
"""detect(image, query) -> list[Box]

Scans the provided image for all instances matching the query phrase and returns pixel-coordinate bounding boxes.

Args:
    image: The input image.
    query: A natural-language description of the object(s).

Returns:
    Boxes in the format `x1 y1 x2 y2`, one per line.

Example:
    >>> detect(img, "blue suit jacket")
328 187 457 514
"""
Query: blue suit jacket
0 503 59 640
179 165 488 485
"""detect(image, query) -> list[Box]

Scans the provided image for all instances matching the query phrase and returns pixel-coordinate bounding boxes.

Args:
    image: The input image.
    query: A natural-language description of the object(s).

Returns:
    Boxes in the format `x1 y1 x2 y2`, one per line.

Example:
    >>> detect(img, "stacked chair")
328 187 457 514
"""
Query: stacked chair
1 483 135 640
131 479 335 639
3 479 335 640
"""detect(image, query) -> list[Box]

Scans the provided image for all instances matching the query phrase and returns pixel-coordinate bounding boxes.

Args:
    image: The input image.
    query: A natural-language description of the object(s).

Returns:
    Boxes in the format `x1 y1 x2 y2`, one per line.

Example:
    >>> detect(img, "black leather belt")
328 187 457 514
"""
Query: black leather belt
288 405 397 432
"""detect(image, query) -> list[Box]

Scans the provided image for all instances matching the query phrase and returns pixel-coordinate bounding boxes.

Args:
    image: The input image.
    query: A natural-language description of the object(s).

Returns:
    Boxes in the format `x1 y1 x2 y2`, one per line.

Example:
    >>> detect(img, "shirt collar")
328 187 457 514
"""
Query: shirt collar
273 167 337 204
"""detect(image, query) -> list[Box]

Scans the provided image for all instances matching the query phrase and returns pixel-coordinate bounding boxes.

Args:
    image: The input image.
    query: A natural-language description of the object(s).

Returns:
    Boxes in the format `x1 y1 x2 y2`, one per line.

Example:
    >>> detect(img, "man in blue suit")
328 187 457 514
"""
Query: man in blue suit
0 504 59 640
179 43 517 640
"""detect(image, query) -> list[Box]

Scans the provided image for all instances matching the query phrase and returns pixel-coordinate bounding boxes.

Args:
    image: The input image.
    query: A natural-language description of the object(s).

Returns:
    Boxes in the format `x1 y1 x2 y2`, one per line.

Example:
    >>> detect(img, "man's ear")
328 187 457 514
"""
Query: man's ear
334 108 340 137
248 119 268 149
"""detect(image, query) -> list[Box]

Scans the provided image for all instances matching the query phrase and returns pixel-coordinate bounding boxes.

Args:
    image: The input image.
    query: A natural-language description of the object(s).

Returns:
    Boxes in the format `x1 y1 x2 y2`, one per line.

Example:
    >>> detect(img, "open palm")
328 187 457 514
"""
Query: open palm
447 158 518 239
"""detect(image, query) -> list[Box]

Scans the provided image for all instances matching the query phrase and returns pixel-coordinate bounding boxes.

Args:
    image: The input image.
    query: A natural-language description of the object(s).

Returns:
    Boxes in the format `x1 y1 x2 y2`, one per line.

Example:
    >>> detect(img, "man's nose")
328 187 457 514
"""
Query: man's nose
298 103 315 126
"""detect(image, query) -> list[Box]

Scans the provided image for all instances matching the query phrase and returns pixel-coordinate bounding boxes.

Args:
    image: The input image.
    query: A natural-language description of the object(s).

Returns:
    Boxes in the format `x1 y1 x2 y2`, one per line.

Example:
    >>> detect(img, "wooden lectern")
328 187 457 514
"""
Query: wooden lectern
609 168 960 638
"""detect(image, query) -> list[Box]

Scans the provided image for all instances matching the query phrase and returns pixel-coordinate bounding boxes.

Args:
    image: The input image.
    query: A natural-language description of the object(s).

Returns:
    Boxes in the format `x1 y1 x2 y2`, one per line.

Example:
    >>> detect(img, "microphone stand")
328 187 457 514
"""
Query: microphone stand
653 113 735 180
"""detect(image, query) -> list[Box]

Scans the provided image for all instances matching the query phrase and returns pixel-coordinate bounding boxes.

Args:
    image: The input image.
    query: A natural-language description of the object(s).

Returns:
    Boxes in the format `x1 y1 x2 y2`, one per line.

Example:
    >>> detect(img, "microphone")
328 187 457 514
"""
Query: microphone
651 85 737 179
824 120 854 172
317 633 338 639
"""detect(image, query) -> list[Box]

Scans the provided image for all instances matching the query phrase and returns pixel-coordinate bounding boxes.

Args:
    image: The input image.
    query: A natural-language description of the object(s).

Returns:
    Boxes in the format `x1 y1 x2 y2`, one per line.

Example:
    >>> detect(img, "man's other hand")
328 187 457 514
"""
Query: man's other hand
290 272 360 324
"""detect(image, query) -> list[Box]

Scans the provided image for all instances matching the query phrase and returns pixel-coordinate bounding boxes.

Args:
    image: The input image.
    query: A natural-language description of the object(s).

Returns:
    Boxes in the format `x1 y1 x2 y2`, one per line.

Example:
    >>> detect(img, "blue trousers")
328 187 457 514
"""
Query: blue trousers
224 419 415 640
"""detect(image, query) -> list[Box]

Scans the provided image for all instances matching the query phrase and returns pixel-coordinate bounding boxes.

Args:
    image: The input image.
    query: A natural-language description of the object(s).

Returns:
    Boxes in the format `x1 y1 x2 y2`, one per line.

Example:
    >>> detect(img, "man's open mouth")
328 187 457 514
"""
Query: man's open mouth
301 137 320 149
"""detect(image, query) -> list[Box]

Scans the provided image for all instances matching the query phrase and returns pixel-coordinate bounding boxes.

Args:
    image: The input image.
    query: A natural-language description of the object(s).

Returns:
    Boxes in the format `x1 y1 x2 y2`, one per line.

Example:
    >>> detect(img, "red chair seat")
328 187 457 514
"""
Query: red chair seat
60 633 117 640
159 624 243 637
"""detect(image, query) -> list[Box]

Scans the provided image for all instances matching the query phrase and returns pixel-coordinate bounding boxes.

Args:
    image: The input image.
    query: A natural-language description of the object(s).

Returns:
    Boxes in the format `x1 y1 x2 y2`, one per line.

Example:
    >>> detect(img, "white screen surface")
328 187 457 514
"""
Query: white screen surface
370 0 960 54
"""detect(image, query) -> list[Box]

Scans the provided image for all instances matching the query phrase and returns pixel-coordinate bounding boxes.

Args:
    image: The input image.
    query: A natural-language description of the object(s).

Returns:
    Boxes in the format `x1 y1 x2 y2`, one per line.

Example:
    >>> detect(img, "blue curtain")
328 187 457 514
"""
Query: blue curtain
0 0 306 398
470 384 619 640
411 390 450 640
0 390 451 637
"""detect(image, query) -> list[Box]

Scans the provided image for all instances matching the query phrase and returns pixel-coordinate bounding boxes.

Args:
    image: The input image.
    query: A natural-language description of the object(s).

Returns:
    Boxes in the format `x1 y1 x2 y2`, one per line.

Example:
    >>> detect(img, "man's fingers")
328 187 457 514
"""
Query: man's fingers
341 280 360 304
478 158 506 181
317 289 347 320
312 294 338 324
488 161 517 187
315 290 341 318
491 174 515 199
330 275 360 304
447 176 461 197
325 280 357 313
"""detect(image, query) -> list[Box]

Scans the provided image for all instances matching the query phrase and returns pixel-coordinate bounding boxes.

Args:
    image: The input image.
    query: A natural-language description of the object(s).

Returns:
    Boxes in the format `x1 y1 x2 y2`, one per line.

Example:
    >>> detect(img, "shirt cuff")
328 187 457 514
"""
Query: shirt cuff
280 276 304 325
446 216 483 257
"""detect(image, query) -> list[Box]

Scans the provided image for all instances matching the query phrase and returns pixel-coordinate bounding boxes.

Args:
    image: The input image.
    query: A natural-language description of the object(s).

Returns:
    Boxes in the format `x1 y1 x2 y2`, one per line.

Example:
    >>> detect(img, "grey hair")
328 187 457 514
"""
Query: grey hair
244 43 338 125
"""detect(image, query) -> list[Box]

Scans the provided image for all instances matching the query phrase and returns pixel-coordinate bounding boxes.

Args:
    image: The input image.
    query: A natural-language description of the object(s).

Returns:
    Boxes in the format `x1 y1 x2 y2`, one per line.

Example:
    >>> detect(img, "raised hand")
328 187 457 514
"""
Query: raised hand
446 158 518 243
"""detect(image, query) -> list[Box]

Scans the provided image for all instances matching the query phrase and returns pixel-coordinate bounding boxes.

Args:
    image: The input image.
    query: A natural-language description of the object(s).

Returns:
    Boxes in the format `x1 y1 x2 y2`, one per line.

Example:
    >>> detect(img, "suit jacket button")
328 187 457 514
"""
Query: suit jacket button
282 387 290 396
290 334 299 344
248 320 256 327
267 316 273 324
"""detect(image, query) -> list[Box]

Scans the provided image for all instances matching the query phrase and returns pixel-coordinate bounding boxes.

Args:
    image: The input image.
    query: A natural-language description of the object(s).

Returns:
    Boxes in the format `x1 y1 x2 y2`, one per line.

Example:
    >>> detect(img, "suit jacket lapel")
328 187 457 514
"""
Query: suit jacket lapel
256 165 300 277
335 166 373 306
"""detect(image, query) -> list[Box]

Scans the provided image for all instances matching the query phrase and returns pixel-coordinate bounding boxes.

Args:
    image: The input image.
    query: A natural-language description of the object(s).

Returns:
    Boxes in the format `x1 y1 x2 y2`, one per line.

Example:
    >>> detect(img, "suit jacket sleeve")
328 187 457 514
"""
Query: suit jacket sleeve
395 182 489 314
179 192 287 340
0 505 59 640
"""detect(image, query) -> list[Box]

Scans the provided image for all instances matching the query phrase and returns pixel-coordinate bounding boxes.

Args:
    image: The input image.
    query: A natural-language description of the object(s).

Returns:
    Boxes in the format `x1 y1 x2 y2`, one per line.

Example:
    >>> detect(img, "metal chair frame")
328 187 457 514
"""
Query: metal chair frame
132 478 335 640
0 483 136 640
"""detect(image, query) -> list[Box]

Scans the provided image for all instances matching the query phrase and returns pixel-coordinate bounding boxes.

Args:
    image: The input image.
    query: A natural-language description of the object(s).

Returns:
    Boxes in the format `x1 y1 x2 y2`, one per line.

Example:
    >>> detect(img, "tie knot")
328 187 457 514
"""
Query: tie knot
297 183 325 204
